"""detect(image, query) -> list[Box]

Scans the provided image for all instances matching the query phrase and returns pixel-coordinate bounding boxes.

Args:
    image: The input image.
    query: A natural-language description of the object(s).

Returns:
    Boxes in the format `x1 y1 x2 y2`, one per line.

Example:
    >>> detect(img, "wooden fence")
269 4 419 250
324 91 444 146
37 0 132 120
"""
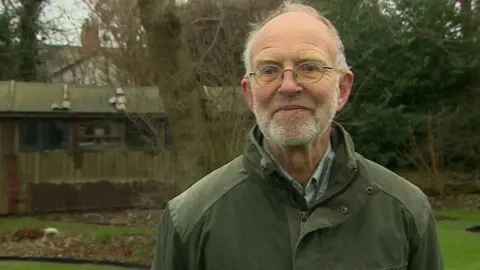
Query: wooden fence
17 151 163 183
0 150 178 215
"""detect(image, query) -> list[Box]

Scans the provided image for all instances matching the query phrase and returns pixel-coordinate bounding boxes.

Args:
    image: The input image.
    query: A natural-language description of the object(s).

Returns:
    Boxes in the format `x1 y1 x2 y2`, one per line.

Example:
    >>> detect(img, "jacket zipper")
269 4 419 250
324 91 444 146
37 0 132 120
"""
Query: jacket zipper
292 165 358 267
305 164 358 220
300 211 310 222
297 156 334 224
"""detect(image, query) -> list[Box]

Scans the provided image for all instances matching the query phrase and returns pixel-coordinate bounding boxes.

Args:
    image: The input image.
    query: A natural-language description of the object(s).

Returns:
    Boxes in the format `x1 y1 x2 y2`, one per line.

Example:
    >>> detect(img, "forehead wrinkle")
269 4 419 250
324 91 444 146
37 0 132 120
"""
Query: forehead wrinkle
296 50 328 64
254 50 328 67
248 12 339 70
253 53 284 66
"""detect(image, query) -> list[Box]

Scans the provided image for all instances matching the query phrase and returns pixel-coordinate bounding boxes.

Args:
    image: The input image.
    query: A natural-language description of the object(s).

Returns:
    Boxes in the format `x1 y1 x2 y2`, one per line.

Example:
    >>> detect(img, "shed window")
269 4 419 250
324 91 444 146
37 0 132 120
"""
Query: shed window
19 120 68 152
125 118 163 151
76 120 122 151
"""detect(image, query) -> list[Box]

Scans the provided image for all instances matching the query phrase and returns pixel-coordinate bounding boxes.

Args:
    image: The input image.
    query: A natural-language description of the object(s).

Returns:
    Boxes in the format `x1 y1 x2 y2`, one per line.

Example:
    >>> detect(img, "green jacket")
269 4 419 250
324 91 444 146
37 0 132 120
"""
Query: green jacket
152 123 444 270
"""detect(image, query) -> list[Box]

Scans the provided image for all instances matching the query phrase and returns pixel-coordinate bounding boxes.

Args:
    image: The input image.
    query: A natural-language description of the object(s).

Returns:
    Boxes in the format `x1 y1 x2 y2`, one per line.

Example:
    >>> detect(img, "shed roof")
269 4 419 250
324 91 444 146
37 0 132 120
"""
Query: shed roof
0 81 165 114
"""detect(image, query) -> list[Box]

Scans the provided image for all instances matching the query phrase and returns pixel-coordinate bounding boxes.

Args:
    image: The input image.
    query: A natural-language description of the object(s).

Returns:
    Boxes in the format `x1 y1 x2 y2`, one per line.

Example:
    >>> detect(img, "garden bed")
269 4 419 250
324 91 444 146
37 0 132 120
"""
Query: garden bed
0 209 162 267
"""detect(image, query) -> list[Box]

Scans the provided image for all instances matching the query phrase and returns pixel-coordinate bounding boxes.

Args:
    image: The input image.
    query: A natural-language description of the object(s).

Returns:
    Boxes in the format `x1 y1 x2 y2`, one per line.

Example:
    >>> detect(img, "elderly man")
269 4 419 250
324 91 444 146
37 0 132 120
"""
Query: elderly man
151 1 444 270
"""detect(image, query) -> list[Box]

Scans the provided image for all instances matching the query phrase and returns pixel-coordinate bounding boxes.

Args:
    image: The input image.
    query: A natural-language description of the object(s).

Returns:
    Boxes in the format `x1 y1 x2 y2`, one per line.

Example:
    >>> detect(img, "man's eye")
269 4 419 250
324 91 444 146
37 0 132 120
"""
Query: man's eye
299 63 321 72
260 66 280 76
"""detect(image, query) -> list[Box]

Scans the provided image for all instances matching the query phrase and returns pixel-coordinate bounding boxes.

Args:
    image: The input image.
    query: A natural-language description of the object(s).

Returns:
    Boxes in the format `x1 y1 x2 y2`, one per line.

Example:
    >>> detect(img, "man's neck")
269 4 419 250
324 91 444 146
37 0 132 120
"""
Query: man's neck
265 128 332 188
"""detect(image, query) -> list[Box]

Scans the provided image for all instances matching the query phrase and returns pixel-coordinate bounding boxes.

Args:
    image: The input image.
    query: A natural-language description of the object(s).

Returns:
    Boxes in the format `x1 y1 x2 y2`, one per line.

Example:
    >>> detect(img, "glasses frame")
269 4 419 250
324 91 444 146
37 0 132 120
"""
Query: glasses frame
247 64 342 87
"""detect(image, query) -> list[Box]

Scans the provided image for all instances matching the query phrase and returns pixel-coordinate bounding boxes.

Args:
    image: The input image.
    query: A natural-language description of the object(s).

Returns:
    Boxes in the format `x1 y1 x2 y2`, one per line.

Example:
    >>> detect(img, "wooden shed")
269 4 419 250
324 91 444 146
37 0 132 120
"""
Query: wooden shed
0 81 177 215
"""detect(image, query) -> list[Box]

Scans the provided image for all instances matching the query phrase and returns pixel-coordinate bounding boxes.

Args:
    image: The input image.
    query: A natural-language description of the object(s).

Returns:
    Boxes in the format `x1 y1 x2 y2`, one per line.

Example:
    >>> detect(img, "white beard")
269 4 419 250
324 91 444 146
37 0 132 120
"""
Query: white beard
253 87 339 147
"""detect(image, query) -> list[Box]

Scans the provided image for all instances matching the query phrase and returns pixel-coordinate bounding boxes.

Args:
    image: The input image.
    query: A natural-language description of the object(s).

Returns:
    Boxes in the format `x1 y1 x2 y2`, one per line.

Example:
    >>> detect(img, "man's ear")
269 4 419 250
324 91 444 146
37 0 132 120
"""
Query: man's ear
337 70 354 111
241 78 254 112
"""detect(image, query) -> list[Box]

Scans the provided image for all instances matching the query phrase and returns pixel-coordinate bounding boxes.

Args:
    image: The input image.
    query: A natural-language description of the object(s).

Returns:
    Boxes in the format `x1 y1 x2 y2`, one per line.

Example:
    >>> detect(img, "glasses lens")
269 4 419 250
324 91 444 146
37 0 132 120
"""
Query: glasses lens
295 62 325 84
256 65 282 86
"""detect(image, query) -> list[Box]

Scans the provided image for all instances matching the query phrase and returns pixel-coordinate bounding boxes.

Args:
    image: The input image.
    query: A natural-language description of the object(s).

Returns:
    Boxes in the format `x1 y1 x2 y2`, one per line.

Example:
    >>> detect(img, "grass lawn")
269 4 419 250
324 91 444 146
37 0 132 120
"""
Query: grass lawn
436 210 480 270
0 215 155 269
0 217 154 236
0 210 479 270
0 261 130 270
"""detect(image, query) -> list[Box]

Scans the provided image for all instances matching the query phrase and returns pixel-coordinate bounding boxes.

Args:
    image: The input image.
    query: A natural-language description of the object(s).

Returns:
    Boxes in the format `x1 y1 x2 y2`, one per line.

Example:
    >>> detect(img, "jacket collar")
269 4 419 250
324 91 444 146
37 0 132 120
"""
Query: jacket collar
242 121 360 204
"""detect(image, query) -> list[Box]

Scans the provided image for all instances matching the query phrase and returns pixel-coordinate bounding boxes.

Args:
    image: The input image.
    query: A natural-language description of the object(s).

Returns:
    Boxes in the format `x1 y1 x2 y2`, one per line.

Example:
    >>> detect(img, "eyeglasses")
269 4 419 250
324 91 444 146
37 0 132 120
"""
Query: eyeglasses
248 62 341 87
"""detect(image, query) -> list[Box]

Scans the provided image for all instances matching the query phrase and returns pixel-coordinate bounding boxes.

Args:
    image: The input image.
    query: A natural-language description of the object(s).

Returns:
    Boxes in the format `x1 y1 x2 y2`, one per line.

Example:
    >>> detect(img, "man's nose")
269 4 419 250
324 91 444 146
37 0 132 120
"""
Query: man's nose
278 69 301 94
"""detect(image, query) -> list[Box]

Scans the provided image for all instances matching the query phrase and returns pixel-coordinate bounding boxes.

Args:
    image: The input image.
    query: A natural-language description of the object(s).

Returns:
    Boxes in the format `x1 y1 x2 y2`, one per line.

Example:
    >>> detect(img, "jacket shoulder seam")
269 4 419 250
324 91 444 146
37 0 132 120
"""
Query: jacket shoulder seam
359 156 431 239
183 173 248 240
167 156 248 242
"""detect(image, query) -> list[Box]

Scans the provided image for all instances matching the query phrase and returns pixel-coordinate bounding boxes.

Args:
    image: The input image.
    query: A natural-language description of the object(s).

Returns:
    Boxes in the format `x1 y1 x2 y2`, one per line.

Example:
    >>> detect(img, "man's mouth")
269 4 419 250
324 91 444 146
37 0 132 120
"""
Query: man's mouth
275 105 309 112
273 105 311 117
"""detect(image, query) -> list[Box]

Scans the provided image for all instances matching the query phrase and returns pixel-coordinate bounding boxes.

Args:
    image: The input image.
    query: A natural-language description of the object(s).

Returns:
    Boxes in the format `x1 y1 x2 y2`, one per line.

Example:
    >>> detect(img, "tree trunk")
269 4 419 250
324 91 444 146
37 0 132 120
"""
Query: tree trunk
138 0 211 189
458 0 475 38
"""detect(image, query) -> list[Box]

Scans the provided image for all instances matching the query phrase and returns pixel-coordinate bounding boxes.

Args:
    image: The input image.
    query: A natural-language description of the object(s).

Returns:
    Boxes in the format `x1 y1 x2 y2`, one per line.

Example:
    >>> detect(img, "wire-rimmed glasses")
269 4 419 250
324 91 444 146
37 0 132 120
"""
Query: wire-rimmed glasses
248 61 341 87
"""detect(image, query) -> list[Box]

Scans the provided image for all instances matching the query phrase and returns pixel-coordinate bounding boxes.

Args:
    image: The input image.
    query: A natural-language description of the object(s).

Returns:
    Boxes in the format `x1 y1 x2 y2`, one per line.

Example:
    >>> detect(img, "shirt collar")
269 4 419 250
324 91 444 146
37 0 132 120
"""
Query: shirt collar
261 137 333 191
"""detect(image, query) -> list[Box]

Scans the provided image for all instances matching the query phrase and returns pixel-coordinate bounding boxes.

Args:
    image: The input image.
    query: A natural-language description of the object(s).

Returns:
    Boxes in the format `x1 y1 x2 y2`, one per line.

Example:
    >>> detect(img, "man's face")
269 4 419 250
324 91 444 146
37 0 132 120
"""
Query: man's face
242 12 353 147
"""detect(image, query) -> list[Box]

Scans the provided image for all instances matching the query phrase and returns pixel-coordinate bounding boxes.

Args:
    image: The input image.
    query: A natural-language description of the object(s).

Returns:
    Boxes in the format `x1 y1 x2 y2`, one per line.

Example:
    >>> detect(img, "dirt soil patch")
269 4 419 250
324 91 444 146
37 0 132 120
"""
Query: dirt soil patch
465 225 480 233
0 232 154 265
1 195 478 266
429 194 480 210
34 209 164 228
0 209 165 266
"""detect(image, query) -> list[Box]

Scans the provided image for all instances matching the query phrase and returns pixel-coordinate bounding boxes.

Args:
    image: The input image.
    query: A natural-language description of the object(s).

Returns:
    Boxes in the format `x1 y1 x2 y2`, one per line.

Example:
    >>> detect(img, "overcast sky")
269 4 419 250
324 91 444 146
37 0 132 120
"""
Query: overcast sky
41 0 90 45
40 0 189 46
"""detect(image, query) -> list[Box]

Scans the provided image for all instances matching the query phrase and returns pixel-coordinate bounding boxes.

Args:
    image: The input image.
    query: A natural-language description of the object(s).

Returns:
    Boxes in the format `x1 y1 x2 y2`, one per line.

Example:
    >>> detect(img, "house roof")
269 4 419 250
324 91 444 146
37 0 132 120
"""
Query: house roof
39 44 116 79
38 43 249 116
0 81 165 114
0 81 250 116
39 44 92 77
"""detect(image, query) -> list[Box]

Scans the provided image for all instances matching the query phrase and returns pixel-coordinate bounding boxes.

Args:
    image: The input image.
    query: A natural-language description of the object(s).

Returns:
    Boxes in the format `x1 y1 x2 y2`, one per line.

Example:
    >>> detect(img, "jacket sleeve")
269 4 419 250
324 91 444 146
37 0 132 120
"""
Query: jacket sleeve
151 206 186 270
408 205 444 270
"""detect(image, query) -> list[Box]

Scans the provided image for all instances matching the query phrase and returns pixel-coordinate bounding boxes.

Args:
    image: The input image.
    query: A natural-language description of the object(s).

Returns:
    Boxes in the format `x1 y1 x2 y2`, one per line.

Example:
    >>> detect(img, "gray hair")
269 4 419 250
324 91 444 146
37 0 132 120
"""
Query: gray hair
242 0 349 77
